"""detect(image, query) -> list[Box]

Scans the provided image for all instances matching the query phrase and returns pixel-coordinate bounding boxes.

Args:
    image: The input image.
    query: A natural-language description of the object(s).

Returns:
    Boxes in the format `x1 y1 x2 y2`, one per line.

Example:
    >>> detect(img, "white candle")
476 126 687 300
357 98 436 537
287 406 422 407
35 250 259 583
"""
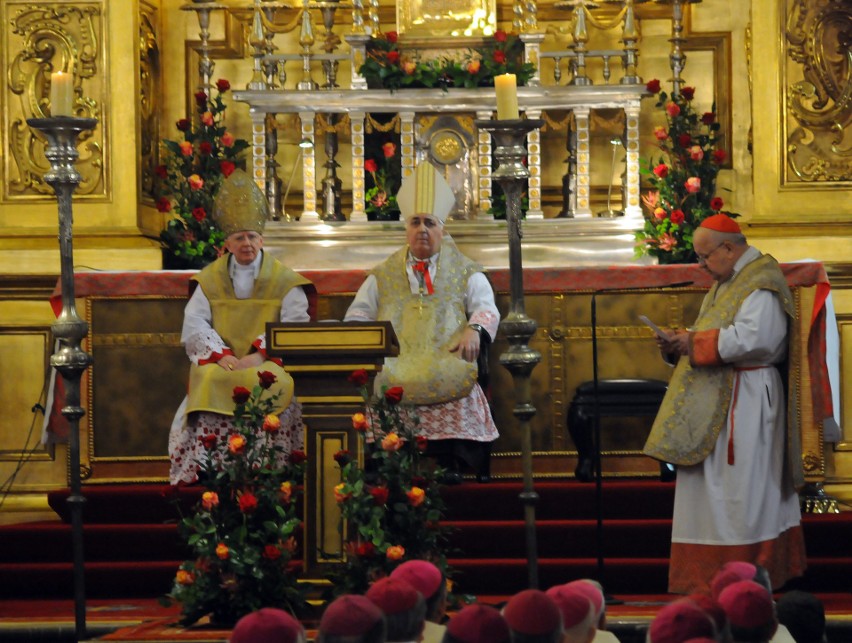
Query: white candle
495 73 519 120
50 71 74 117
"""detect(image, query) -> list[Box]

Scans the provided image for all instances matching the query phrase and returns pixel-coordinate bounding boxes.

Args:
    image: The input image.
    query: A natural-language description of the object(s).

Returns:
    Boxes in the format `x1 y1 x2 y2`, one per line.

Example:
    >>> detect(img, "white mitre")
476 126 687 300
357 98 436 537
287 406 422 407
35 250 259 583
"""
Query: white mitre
396 161 455 223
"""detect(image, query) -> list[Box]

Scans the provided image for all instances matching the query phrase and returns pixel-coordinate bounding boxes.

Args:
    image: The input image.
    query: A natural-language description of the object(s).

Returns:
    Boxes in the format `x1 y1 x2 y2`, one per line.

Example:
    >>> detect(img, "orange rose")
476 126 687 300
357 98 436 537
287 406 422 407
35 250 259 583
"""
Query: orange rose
188 174 204 190
381 432 402 452
262 414 281 432
222 132 235 147
406 486 426 507
201 111 214 126
176 569 195 585
467 60 481 75
382 142 396 159
216 543 229 560
352 412 368 431
386 545 405 560
228 434 247 455
334 483 351 503
179 141 193 156
201 491 219 510
280 481 293 504
402 61 416 75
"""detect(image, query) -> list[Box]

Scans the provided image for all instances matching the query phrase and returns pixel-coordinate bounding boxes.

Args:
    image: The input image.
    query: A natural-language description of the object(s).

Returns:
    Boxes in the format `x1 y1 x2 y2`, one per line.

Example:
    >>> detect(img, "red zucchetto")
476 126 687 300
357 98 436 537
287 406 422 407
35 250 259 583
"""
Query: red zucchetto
699 214 741 233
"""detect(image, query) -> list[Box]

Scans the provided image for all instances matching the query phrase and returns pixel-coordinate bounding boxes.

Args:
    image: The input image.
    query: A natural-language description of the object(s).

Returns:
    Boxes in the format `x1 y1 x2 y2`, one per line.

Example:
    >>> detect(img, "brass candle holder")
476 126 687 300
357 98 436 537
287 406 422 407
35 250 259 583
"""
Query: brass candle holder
475 117 544 588
27 115 97 641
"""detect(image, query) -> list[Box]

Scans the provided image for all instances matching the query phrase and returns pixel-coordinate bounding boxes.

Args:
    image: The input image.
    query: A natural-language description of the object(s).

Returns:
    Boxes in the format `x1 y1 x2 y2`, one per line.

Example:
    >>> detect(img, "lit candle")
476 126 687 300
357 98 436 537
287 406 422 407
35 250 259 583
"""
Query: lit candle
49 71 74 117
494 73 519 120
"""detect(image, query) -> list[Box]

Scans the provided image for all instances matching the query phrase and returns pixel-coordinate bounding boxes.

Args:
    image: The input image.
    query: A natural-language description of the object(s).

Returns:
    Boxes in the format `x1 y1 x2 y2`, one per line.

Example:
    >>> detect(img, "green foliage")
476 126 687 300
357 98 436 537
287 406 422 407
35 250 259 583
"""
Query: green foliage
365 140 402 221
635 80 735 264
165 372 308 626
359 30 536 92
157 79 249 269
329 371 450 595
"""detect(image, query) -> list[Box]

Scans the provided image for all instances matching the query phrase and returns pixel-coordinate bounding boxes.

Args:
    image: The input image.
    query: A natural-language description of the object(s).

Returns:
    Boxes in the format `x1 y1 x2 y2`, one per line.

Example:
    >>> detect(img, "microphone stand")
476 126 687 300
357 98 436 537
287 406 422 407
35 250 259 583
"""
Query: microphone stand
588 280 693 596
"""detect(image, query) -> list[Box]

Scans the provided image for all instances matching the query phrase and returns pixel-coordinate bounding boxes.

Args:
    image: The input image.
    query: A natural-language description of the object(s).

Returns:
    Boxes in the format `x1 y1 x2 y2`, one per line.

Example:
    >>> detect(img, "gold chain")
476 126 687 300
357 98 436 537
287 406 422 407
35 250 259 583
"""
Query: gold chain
366 113 401 133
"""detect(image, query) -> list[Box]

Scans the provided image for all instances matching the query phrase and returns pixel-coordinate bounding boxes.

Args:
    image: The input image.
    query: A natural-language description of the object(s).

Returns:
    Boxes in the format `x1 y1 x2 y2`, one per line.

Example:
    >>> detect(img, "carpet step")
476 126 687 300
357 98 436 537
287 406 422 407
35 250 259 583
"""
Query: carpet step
445 519 673 558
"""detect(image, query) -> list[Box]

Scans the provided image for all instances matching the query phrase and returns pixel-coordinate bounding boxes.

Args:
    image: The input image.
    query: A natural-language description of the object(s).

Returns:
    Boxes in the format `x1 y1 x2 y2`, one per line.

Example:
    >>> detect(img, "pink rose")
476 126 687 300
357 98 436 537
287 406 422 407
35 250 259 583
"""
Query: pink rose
201 111 214 127
221 132 235 147
188 174 204 190
684 177 701 193
653 126 668 141
689 145 704 161
666 102 681 117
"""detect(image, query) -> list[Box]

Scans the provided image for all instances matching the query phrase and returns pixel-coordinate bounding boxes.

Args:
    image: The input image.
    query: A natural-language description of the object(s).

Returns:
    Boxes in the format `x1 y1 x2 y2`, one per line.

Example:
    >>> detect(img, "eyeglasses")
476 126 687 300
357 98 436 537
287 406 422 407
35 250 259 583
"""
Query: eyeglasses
696 242 726 264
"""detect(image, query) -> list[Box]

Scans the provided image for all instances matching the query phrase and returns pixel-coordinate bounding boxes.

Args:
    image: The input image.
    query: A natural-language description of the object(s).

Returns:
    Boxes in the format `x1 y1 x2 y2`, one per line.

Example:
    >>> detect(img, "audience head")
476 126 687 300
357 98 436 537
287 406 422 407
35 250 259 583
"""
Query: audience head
317 594 386 643
686 594 729 642
390 560 447 622
366 576 426 643
646 598 717 643
717 580 777 643
230 607 305 643
442 604 510 643
563 580 605 628
775 590 827 643
710 562 758 600
545 585 596 643
502 589 564 643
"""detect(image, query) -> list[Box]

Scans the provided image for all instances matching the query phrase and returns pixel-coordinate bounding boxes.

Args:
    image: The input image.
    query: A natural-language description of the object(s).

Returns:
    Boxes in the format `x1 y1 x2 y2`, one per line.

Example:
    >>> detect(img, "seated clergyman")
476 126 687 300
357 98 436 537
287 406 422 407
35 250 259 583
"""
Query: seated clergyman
344 161 500 483
168 170 313 485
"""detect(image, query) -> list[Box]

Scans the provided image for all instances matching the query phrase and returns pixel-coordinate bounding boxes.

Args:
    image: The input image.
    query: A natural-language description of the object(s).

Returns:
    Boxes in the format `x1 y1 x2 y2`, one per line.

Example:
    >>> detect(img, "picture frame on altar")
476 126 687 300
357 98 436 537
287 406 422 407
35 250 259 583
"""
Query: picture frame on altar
397 0 496 37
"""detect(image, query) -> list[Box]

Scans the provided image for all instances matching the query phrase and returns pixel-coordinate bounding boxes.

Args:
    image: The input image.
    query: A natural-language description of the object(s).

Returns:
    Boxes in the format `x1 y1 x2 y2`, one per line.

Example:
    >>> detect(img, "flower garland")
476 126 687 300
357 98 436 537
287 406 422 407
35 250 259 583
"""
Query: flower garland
329 369 450 595
635 79 735 264
157 79 249 269
166 372 307 626
359 30 536 91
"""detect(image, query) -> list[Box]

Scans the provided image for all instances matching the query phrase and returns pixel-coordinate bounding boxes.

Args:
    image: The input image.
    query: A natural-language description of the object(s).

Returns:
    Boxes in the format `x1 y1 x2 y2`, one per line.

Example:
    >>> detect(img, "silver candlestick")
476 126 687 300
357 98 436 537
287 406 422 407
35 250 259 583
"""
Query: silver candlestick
27 115 97 642
476 117 544 589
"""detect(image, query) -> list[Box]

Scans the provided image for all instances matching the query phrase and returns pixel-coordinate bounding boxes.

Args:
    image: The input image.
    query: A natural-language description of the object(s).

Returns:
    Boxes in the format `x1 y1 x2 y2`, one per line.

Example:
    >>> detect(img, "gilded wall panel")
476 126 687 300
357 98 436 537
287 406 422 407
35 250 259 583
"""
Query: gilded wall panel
139 1 161 205
3 1 106 201
784 0 852 185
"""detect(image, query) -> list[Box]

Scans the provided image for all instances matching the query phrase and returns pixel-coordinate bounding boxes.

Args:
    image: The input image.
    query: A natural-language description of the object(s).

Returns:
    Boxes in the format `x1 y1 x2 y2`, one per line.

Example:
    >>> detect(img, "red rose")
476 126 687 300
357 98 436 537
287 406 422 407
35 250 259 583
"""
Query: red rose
670 209 685 224
290 450 307 465
385 31 398 43
192 207 206 222
680 86 695 100
356 541 375 557
216 78 231 92
333 449 351 465
258 370 278 389
232 386 251 404
710 197 724 211
220 160 236 177
384 386 404 404
411 476 426 487
263 544 281 560
156 197 171 213
712 149 728 164
702 112 716 125
238 492 258 513
386 51 400 64
176 118 191 132
653 164 669 179
370 486 389 506
416 435 428 452
494 30 507 42
677 134 691 148
155 165 168 179
492 50 506 64
200 433 217 449
194 91 207 105
645 78 661 94
348 369 369 386
364 159 378 173
199 141 213 156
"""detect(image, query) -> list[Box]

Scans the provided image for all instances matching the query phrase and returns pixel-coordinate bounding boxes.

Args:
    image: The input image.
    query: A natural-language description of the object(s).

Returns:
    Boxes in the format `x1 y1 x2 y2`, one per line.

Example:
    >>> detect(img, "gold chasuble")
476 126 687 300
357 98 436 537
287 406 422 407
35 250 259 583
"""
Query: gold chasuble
185 254 311 416
372 243 481 405
644 255 803 488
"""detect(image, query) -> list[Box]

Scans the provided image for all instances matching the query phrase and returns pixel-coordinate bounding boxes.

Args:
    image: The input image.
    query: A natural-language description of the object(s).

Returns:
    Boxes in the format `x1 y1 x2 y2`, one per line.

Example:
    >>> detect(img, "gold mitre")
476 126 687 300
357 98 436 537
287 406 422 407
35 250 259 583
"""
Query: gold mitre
211 169 268 236
397 161 455 223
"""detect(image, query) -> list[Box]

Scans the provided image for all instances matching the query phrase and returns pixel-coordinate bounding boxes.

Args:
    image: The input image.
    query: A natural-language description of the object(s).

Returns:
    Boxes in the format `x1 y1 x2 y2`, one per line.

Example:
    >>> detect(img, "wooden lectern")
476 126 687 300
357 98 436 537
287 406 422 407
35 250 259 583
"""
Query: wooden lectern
266 321 398 577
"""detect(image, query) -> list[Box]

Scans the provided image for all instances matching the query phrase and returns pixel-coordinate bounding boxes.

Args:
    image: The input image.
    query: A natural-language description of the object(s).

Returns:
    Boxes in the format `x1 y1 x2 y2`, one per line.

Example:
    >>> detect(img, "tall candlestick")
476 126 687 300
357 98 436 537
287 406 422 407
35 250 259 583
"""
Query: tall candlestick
50 71 74 117
495 73 519 120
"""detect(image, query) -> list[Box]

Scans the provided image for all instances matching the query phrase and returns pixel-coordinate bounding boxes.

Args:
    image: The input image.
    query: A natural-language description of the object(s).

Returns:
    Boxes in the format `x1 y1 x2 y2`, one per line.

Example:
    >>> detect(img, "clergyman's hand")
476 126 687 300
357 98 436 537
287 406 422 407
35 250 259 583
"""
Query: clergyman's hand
449 327 481 362
656 330 690 358
235 352 265 370
218 355 239 371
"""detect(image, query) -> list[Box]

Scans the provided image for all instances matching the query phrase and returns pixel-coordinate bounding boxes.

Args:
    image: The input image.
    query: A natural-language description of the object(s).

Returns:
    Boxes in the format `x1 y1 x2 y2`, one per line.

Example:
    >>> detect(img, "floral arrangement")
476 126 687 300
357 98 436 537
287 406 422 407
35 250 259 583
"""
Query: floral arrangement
166 372 308 626
329 369 450 595
365 141 402 221
635 79 734 264
157 78 249 269
360 30 536 91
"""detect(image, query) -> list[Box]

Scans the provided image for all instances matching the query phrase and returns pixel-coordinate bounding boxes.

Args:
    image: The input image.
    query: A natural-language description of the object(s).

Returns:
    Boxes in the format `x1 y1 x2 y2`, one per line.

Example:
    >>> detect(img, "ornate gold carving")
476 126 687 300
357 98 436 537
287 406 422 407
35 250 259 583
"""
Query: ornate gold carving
396 0 497 38
139 1 160 204
5 3 105 198
785 0 852 183
430 129 464 165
